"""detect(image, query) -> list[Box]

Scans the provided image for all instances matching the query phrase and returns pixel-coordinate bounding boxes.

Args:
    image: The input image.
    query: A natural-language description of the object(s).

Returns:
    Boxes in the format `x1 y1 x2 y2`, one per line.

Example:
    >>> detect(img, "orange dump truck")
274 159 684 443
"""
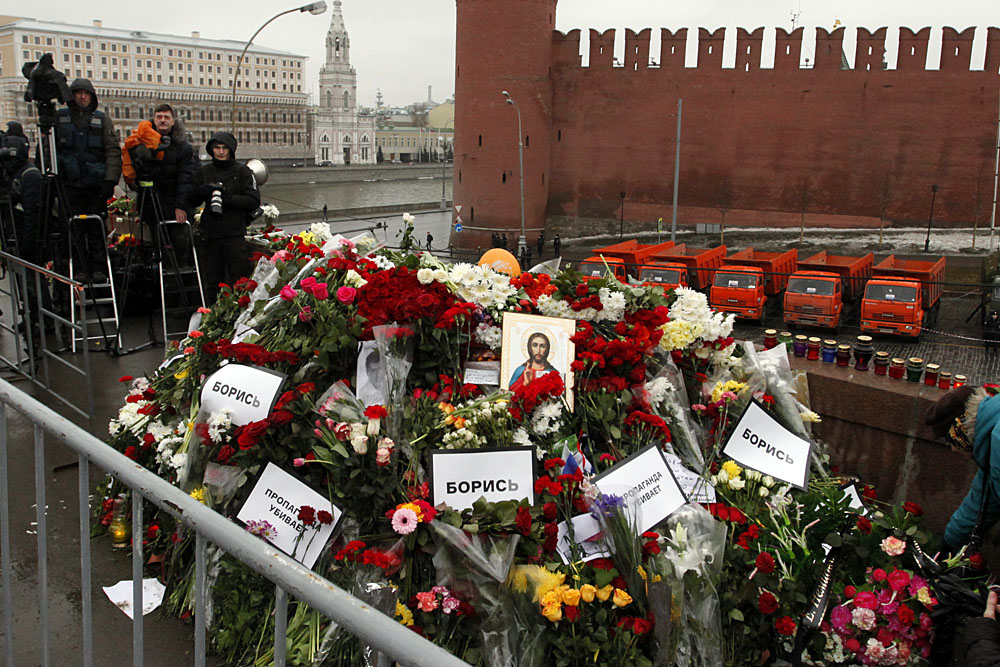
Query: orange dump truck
578 240 677 282
647 244 727 291
860 255 946 339
783 251 874 330
710 249 797 321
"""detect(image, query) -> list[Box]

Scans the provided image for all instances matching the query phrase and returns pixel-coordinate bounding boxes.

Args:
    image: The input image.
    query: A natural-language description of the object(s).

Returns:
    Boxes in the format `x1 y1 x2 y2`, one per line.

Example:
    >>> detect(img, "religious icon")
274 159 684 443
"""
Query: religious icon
500 312 576 409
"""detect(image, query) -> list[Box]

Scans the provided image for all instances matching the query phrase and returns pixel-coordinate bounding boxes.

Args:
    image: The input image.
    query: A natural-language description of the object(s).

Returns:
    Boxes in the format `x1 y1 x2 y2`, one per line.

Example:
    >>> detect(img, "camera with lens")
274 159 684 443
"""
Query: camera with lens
208 183 224 215
22 54 71 105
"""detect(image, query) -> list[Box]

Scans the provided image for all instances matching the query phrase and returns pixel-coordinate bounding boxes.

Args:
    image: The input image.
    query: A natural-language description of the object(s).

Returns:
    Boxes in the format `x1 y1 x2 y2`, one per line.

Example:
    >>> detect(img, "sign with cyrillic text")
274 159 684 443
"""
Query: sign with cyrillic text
200 364 285 427
722 399 813 489
592 443 687 534
235 462 342 569
430 447 535 511
664 453 716 504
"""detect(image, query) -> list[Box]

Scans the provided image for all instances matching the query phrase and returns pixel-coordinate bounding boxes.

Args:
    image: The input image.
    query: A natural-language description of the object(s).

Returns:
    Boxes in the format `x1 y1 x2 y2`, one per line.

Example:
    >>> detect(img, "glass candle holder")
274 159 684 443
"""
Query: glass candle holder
889 358 906 380
836 344 852 367
821 339 838 363
873 351 890 375
938 371 952 389
763 329 778 349
905 357 924 383
853 335 874 371
807 337 821 360
954 374 967 388
779 331 793 351
923 363 940 386
109 494 130 549
793 335 808 357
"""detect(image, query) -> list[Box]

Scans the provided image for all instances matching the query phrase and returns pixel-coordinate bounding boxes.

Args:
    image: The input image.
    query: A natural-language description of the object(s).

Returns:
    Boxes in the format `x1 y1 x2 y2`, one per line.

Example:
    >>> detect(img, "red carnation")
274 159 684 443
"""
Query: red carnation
317 510 334 525
124 446 137 460
118 375 133 383
856 516 872 534
515 506 532 536
897 604 915 625
364 405 388 419
775 616 796 636
755 552 776 574
758 591 779 615
298 505 316 526
543 502 557 521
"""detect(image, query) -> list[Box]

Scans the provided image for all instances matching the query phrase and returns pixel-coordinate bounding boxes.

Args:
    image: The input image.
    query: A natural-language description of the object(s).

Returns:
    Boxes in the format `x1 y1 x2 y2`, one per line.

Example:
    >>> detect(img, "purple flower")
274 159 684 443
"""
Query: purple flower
590 493 625 519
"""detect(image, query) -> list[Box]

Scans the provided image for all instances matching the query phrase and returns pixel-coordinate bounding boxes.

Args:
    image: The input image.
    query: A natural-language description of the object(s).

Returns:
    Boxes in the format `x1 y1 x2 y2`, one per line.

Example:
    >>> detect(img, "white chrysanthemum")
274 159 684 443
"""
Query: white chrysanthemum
537 294 575 318
537 401 562 421
645 377 672 407
207 409 233 443
168 451 187 471
416 268 435 285
595 287 627 323
113 403 146 436
402 212 415 224
370 254 395 270
474 323 502 350
513 428 532 447
308 222 333 244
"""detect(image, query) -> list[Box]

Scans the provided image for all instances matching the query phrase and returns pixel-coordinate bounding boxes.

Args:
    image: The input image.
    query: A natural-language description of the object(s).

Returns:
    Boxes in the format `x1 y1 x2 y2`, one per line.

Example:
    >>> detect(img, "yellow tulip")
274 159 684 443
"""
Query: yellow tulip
580 584 597 603
453 417 466 429
562 588 581 607
596 585 613 602
612 588 633 607
541 603 563 622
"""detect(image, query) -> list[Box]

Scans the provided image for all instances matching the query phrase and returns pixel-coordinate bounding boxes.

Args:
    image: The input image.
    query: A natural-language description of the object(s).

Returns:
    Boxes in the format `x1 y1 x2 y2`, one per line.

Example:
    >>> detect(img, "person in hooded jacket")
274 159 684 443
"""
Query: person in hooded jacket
189 132 260 303
984 310 1000 356
55 78 121 217
924 384 1000 550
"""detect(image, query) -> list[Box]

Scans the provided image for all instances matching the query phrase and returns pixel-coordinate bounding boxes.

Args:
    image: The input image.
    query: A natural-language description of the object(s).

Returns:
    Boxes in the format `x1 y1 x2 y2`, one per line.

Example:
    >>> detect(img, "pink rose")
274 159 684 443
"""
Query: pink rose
298 306 313 323
270 249 291 264
279 284 298 301
336 286 356 304
312 282 329 300
300 277 317 293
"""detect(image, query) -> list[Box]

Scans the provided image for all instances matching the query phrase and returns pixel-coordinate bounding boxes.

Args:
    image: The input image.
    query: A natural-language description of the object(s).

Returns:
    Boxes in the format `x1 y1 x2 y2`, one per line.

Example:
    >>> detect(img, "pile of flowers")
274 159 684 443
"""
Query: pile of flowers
97 216 971 666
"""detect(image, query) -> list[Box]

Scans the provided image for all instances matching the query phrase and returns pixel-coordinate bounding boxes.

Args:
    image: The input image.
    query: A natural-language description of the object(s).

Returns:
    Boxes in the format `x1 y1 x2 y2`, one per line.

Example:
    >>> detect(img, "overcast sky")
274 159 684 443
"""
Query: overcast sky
5 1 996 108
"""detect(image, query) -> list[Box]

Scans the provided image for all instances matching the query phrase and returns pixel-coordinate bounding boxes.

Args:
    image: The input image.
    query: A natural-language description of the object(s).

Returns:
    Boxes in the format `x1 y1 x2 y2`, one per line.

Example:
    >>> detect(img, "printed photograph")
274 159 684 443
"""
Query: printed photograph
356 340 386 408
500 312 576 409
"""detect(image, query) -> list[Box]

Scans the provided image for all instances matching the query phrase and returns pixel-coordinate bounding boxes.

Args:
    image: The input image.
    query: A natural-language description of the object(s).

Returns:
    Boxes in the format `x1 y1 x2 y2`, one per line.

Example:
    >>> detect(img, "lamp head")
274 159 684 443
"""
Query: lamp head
501 90 510 98
301 1 327 15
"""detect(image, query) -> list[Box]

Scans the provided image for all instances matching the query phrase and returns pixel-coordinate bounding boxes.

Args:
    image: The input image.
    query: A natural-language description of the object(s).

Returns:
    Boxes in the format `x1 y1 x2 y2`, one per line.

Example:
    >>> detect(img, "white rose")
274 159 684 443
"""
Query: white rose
728 477 746 490
416 268 434 285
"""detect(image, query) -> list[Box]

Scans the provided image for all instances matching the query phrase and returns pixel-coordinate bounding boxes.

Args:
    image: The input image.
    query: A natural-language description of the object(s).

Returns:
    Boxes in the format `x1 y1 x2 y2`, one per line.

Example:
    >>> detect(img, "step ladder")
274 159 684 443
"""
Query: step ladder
157 220 205 341
68 214 121 353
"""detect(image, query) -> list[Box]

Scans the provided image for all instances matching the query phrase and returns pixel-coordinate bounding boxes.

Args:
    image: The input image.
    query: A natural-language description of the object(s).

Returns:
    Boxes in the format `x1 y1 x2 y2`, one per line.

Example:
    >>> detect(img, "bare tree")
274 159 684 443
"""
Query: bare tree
795 176 812 243
876 168 894 249
974 165 987 250
717 174 733 244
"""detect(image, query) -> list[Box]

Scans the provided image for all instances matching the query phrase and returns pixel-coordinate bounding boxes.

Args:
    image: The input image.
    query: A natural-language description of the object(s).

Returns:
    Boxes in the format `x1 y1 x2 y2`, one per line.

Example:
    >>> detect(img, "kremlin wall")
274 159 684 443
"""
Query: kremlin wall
451 0 1000 249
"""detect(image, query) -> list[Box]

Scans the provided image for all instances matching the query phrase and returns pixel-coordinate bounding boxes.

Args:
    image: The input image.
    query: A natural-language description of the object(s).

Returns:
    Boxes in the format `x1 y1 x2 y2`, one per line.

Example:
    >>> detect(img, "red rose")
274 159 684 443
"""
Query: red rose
862 485 877 500
755 552 776 574
632 617 653 635
897 604 915 625
217 445 235 464
775 616 796 636
856 516 872 534
515 506 532 536
903 501 923 516
269 410 294 426
758 591 779 615
146 524 159 539
564 605 579 623
845 638 861 652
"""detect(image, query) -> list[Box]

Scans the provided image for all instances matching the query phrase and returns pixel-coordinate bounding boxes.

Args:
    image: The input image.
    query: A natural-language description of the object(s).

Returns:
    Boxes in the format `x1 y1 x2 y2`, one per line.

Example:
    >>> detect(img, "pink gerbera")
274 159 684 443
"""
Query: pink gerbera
391 507 419 535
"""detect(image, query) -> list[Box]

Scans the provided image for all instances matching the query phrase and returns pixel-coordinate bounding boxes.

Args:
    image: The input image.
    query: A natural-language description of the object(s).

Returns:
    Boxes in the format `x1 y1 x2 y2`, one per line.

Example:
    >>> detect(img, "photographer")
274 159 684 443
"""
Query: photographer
122 104 199 225
189 132 259 303
56 78 121 217
1 124 41 263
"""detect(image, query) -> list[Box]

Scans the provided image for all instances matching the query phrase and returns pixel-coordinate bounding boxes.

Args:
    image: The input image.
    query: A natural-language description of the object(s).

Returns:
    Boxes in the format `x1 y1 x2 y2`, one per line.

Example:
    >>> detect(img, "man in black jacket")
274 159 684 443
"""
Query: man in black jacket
189 132 259 303
127 104 199 224
56 78 121 217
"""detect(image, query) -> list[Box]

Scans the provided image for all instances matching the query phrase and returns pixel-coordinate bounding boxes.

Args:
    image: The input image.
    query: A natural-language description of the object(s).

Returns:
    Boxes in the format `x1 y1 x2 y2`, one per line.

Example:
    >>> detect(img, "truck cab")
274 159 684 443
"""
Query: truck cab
710 266 767 320
578 255 627 282
636 262 688 292
783 271 843 330
860 279 923 338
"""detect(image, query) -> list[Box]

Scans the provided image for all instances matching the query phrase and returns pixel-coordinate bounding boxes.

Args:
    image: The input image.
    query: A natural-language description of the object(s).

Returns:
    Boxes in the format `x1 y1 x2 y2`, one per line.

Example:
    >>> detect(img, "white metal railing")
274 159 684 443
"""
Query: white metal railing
0 378 470 667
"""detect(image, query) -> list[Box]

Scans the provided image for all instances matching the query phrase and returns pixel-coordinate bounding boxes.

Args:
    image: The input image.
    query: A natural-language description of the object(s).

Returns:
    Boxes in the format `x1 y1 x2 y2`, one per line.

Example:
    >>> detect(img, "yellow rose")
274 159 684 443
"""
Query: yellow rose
562 588 581 607
596 585 613 602
540 589 562 608
612 588 633 607
580 584 597 603
541 603 563 622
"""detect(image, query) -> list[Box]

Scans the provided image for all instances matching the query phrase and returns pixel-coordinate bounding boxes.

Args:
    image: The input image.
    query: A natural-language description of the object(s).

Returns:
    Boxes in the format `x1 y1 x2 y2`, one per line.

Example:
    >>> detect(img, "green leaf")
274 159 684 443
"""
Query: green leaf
824 533 842 548
905 524 918 536
729 608 744 621
331 443 350 459
610 425 621 440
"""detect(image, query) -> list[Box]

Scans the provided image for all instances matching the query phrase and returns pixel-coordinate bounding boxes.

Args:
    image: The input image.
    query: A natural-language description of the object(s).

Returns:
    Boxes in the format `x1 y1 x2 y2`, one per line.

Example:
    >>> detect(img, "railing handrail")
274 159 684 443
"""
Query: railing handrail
0 249 84 288
0 378 471 667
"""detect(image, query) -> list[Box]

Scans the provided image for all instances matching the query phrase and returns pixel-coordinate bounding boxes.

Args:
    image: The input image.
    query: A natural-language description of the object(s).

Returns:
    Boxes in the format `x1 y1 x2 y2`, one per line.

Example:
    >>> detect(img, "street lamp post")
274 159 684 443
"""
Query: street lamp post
441 118 454 209
501 91 527 254
923 183 940 253
619 191 626 238
231 1 327 136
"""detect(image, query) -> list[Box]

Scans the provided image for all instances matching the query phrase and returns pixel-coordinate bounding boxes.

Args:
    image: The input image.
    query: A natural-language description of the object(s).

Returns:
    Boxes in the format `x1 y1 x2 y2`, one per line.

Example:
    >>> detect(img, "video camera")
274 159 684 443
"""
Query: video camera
22 53 71 105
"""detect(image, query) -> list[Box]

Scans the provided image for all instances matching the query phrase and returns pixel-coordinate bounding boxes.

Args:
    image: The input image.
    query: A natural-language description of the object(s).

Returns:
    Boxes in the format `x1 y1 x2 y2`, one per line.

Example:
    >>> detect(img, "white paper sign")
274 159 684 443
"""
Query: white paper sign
430 447 535 511
200 364 285 426
103 578 166 619
664 453 716 504
592 444 687 534
463 364 501 386
236 462 342 569
233 322 258 343
722 400 813 489
556 514 612 564
840 484 867 515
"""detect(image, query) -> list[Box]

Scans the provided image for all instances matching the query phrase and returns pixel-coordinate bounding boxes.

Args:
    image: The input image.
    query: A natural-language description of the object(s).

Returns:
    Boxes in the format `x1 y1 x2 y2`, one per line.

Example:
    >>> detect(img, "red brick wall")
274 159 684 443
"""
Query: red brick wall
451 5 1000 249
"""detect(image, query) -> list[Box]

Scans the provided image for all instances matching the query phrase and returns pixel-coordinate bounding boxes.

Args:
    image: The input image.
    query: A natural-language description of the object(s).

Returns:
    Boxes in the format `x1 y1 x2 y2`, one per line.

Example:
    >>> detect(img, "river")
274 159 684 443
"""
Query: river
261 176 452 216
